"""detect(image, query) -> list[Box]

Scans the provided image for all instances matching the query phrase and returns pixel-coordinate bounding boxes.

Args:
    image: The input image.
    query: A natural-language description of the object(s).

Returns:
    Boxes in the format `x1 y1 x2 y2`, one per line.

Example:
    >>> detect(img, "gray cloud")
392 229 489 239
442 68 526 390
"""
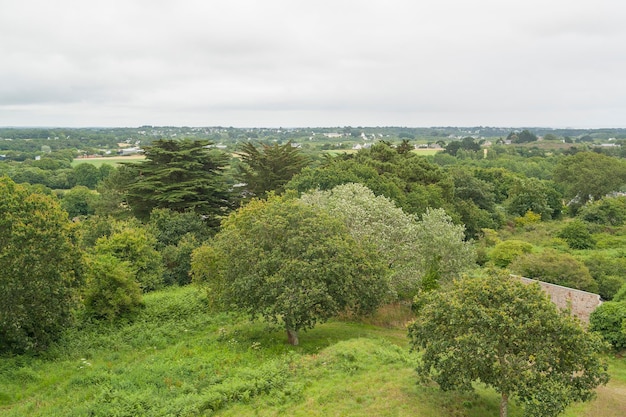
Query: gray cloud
1 0 625 127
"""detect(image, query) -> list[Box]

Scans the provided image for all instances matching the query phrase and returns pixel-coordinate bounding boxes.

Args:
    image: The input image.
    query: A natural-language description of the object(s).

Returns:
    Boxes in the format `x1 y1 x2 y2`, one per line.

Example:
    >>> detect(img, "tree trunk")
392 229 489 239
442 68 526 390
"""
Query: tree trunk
287 328 299 345
500 393 508 417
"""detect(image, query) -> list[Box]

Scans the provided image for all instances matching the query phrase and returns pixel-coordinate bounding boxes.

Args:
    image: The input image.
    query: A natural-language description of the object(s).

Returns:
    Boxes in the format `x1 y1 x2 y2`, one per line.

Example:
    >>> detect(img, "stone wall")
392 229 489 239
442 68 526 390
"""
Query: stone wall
513 275 602 324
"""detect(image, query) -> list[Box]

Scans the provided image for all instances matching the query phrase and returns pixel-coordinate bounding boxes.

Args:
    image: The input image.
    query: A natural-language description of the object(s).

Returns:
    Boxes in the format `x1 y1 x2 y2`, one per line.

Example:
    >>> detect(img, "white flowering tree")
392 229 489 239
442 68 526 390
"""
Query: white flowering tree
301 183 475 299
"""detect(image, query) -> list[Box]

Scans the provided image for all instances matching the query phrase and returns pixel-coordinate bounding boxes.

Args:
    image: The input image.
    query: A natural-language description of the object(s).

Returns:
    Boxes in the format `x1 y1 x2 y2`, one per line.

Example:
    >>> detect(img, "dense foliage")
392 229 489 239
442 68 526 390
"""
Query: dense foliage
0 177 82 352
409 273 609 417
191 195 389 345
123 139 232 226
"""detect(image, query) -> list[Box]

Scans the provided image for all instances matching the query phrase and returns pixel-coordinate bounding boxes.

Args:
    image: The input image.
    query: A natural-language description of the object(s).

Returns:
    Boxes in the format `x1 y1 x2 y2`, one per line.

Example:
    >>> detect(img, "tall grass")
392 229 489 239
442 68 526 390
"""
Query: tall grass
1 285 624 416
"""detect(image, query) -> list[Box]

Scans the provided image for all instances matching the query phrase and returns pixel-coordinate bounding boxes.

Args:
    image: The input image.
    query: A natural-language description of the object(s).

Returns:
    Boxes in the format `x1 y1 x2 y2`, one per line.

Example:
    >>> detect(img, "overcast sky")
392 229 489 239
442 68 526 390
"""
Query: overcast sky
1 0 625 128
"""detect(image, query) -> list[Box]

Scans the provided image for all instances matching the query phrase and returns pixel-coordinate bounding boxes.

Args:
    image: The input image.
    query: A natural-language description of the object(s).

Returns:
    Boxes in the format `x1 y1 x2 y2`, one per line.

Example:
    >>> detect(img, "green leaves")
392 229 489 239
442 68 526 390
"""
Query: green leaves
0 177 82 352
409 273 609 417
123 139 231 227
192 195 389 344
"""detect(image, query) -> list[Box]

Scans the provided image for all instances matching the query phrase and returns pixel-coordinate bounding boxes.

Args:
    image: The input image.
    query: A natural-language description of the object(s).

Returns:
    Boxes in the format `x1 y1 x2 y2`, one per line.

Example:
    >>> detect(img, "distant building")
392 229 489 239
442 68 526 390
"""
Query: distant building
118 147 144 155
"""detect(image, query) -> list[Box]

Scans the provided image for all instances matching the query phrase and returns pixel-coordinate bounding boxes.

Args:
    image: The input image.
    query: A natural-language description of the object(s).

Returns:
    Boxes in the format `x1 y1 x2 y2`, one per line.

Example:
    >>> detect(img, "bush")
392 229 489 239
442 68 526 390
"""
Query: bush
83 254 143 321
590 301 626 350
583 255 626 300
509 249 598 293
161 233 199 286
557 220 595 250
94 226 164 292
489 240 533 268
0 177 82 353
578 196 626 226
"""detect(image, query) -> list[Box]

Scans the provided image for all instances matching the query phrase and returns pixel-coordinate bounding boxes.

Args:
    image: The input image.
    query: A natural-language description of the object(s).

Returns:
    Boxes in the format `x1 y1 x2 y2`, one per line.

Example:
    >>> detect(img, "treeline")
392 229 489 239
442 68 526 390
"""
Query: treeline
3 138 626 348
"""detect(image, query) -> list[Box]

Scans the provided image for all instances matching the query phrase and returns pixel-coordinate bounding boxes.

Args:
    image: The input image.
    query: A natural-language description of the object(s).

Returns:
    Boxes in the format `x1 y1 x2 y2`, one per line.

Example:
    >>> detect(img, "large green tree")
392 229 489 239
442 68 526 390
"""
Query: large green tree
553 152 626 209
409 273 609 417
191 195 389 345
0 177 82 352
124 139 232 225
236 141 309 198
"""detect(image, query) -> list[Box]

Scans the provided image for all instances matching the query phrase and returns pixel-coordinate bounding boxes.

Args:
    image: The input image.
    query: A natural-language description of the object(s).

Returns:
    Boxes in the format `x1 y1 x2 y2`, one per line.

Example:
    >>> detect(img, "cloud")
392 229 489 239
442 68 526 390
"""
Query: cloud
1 0 626 127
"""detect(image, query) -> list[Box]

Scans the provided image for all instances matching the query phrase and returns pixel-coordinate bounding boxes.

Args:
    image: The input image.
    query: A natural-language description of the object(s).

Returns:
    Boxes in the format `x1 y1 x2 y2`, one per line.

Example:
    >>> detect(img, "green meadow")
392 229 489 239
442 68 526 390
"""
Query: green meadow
1 285 624 417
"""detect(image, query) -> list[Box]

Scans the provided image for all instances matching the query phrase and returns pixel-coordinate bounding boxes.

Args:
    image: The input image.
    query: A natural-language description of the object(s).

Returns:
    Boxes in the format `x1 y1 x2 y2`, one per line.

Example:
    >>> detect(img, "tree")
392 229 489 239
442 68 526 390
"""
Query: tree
409 273 609 417
553 152 626 209
93 225 164 292
124 139 232 226
557 220 595 250
509 249 598 293
300 183 420 299
60 185 99 218
490 239 533 268
0 177 82 352
513 129 538 143
83 254 143 321
589 301 626 350
505 177 562 220
578 196 626 226
301 184 475 299
191 195 389 345
72 162 100 189
236 141 309 198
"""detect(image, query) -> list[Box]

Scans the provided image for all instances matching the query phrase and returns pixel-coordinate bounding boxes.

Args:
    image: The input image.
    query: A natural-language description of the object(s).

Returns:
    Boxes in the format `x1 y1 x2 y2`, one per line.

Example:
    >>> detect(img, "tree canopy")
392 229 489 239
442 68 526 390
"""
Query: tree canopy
409 273 609 417
124 139 232 226
553 152 626 209
0 176 82 352
236 141 309 198
191 194 389 345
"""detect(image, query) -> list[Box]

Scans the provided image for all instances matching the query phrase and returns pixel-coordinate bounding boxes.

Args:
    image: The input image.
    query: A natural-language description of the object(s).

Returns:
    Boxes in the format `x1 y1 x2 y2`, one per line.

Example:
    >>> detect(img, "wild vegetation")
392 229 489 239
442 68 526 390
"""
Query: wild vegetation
2 127 626 416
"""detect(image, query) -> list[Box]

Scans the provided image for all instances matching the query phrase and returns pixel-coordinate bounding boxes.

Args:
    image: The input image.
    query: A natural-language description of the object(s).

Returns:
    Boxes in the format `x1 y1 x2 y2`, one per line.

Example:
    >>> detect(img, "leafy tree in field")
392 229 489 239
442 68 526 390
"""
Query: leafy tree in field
414 208 476 290
409 273 609 417
509 249 598 293
236 141 309 198
581 254 626 300
578 196 626 226
489 239 534 268
553 152 626 210
83 254 143 321
147 208 211 249
505 177 562 220
191 195 389 345
557 220 595 250
93 165 135 219
512 129 538 143
300 183 420 298
301 184 475 299
0 177 82 352
72 162 100 189
93 226 163 292
60 185 99 218
590 301 626 350
124 139 232 226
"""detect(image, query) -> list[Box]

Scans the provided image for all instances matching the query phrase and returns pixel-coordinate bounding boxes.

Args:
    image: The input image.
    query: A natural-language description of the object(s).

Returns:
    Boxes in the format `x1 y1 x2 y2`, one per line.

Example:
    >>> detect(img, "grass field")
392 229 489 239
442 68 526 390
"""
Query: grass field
1 285 624 416
71 155 145 167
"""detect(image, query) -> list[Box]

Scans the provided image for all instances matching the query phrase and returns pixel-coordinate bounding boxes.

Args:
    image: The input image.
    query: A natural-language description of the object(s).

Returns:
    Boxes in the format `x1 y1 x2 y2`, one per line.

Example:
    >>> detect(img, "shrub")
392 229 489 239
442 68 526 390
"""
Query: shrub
583 255 626 300
0 177 82 353
489 239 533 268
557 220 595 250
94 226 164 292
161 233 199 286
509 249 598 293
590 301 626 350
83 254 143 321
578 196 626 226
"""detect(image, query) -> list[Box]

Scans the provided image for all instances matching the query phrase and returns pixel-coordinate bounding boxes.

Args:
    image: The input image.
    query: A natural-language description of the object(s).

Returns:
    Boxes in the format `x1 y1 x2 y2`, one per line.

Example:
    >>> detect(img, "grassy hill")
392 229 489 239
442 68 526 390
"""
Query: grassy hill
1 285 624 416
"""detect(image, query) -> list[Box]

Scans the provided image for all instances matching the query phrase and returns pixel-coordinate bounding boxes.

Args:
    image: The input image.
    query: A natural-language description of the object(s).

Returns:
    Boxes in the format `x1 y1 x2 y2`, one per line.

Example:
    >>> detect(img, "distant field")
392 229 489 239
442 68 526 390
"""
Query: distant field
71 155 145 167
323 149 441 156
